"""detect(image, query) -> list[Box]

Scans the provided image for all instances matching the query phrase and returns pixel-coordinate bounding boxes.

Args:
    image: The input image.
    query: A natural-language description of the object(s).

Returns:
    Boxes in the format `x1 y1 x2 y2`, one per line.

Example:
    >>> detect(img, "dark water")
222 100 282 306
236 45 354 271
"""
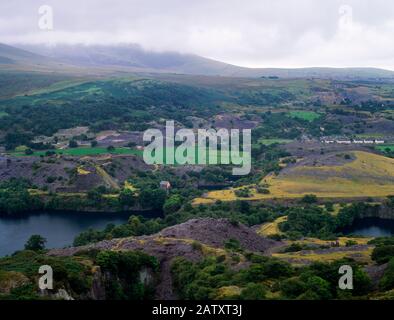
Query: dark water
343 218 394 237
0 211 139 257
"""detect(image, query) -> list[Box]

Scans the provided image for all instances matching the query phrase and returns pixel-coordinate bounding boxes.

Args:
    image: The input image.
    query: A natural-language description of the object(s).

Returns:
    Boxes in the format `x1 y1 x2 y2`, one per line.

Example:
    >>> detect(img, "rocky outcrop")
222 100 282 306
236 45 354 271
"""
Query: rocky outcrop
158 218 279 253
48 218 282 299
364 263 388 289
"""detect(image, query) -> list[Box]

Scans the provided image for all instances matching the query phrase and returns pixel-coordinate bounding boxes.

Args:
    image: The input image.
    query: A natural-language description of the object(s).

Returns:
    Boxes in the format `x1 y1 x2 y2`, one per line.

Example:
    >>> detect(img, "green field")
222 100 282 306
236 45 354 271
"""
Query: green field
287 111 321 122
147 146 250 166
258 138 293 146
356 133 386 138
10 146 250 165
10 147 143 157
376 145 394 152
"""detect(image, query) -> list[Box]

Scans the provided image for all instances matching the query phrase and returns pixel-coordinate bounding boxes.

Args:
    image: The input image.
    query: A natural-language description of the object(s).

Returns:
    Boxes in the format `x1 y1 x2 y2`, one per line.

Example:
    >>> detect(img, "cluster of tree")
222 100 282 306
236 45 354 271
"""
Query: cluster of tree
279 206 337 239
279 202 384 239
171 253 371 300
0 179 43 215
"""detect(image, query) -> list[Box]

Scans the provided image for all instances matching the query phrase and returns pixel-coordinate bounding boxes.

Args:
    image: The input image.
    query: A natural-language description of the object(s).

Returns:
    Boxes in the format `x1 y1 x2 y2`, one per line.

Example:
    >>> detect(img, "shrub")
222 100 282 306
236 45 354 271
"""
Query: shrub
345 240 358 247
280 277 307 298
69 140 78 148
163 195 183 215
256 186 270 194
372 245 394 264
46 176 56 184
191 241 203 251
301 194 318 204
240 283 267 300
24 235 47 251
235 189 251 198
224 239 241 251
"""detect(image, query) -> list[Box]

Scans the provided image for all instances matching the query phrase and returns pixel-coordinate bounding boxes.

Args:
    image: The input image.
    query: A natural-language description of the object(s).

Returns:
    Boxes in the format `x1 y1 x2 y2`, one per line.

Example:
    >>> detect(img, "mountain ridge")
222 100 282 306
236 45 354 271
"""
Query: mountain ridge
2 42 394 79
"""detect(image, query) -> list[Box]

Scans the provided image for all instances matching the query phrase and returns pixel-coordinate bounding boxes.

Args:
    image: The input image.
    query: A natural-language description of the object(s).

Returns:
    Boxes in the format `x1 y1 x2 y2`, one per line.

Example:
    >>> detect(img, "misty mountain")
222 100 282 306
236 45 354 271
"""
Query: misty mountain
3 43 394 80
0 43 50 65
16 43 241 76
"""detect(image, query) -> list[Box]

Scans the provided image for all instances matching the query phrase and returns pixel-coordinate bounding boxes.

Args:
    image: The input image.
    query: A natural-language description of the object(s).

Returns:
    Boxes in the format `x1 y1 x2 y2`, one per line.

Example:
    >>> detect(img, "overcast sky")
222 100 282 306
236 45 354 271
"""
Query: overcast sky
1 0 394 69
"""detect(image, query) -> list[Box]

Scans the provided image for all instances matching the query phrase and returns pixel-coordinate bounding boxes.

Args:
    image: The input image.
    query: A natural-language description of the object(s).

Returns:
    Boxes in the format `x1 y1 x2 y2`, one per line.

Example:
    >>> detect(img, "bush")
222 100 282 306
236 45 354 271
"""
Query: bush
280 277 307 298
304 275 332 300
262 259 293 278
119 189 136 207
256 186 270 194
24 235 47 251
235 189 251 198
240 283 266 300
224 239 241 251
372 245 394 264
191 241 203 251
69 140 78 148
324 202 334 212
345 240 358 247
46 176 56 184
163 195 183 215
301 194 318 204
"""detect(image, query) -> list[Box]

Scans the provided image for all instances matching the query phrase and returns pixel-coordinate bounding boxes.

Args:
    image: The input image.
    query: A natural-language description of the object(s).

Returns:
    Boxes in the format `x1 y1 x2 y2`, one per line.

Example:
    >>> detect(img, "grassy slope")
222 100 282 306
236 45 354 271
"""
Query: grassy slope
194 151 394 204
10 147 142 157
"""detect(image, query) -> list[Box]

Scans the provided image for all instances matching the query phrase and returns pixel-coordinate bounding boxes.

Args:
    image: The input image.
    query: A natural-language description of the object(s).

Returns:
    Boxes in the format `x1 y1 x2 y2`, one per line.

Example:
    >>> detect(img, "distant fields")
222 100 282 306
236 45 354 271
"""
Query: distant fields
258 138 293 146
287 111 321 122
9 146 250 166
193 151 394 204
10 147 143 157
